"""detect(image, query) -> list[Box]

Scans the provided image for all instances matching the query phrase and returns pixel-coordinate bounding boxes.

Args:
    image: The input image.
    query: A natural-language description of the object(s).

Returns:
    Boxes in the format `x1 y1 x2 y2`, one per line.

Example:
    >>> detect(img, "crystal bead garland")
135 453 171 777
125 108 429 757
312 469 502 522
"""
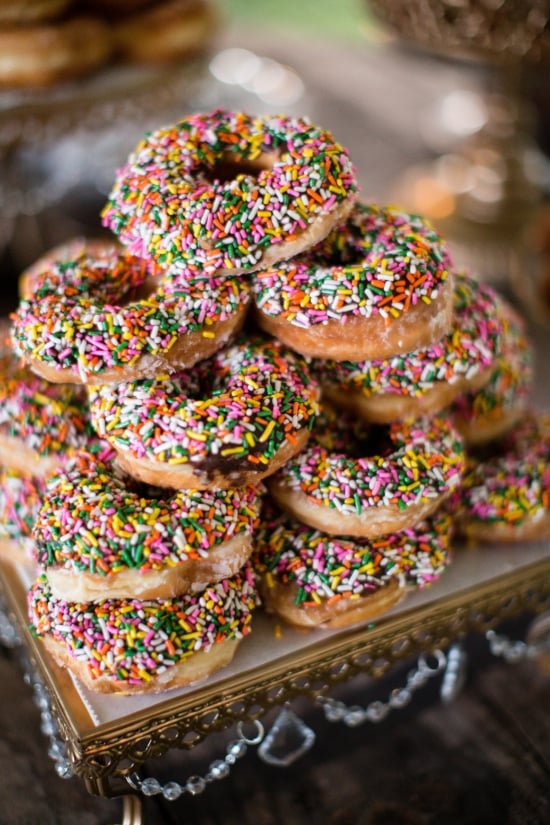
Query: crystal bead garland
316 650 447 727
25 668 74 779
0 601 21 648
126 721 264 800
440 641 468 704
0 600 73 778
487 618 550 663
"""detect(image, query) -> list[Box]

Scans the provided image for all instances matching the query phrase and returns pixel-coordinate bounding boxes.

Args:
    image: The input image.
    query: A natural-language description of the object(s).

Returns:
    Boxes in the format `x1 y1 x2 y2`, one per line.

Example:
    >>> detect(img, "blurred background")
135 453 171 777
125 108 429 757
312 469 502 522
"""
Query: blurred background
1 0 550 323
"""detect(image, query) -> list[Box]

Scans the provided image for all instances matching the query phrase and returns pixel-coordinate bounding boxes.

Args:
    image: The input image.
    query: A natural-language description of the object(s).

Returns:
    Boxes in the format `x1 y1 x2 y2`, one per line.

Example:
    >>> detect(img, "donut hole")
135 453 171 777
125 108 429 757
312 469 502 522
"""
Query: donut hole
164 365 215 403
317 221 369 267
316 408 394 459
201 152 276 185
117 274 160 307
347 423 394 460
112 461 172 501
320 245 364 269
130 478 168 500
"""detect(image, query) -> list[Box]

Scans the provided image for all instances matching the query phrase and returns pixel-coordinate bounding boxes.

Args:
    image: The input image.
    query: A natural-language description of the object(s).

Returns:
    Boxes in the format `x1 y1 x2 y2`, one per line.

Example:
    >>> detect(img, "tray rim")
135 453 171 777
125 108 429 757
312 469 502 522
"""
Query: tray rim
2 551 550 796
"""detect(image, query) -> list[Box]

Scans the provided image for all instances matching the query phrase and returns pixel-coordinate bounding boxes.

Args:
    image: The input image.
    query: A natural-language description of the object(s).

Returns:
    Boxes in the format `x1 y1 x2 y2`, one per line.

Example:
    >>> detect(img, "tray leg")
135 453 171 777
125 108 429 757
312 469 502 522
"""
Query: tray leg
122 794 143 825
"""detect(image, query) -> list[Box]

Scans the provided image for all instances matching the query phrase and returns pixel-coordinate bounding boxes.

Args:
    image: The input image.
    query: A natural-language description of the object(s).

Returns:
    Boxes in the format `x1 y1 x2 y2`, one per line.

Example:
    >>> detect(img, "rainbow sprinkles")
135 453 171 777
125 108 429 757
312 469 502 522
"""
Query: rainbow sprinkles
101 109 358 274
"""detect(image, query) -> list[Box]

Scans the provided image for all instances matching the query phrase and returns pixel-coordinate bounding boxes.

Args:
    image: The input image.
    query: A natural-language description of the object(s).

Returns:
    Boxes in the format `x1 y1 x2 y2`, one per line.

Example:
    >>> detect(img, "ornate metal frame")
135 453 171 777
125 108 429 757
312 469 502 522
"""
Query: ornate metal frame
1 549 549 799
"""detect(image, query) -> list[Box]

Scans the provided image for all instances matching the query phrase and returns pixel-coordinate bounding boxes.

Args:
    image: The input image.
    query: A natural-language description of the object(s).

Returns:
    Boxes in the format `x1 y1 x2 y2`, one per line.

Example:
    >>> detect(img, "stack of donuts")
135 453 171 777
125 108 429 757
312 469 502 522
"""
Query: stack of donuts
0 0 218 88
3 108 548 694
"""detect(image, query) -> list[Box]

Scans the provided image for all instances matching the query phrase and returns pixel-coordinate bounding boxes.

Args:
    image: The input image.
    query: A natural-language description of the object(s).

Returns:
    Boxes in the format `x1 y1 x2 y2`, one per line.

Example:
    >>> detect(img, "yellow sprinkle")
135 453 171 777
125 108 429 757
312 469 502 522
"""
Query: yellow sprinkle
82 530 98 548
186 430 207 442
138 670 153 682
221 446 246 456
259 419 276 443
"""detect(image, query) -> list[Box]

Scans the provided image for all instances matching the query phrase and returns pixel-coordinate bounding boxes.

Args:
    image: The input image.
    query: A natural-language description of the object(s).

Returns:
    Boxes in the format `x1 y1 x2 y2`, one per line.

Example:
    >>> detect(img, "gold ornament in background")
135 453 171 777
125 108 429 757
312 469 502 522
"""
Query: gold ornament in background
368 0 550 311
368 0 550 65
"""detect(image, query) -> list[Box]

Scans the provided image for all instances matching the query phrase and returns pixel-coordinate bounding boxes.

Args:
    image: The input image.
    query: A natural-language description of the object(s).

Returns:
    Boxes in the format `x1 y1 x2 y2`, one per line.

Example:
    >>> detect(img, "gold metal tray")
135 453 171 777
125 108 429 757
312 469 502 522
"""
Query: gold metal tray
1 534 549 798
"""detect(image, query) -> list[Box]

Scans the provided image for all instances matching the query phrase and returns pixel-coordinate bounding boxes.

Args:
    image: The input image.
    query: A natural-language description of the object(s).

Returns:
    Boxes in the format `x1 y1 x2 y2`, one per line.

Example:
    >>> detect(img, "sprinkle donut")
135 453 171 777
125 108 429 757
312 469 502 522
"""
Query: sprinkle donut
34 451 263 602
11 240 250 384
451 298 534 445
452 412 550 543
315 273 503 423
267 406 465 538
0 467 42 564
28 565 260 694
89 335 320 490
250 202 454 360
18 237 111 299
253 502 453 629
0 326 104 476
101 109 358 276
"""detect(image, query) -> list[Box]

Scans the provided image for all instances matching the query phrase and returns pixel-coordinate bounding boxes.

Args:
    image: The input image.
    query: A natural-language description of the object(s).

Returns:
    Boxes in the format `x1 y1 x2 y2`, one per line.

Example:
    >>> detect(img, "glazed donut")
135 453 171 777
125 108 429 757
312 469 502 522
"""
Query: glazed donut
101 109 358 276
0 327 104 476
11 240 250 384
315 272 503 423
452 412 550 543
251 202 454 361
89 335 320 490
451 298 534 445
28 564 259 694
0 15 112 88
0 466 42 564
267 406 465 537
34 451 263 602
0 0 72 24
253 502 453 629
111 0 219 64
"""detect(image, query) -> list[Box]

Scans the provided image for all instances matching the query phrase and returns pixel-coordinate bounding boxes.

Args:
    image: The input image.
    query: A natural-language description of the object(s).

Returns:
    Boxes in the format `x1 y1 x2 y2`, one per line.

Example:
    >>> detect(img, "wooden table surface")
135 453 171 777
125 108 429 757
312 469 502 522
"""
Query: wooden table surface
1 619 549 825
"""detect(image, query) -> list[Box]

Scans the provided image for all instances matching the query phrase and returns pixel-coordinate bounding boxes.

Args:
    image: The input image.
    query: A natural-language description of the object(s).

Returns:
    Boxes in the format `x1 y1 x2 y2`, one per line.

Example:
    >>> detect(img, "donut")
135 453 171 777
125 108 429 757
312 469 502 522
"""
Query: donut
0 0 72 24
251 202 455 361
110 0 219 64
267 405 465 537
0 15 112 88
11 241 250 384
27 564 259 694
451 298 534 445
101 109 358 276
18 237 113 300
253 504 453 629
452 412 550 543
315 272 503 423
0 466 42 564
34 451 263 602
89 335 320 490
0 327 104 476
